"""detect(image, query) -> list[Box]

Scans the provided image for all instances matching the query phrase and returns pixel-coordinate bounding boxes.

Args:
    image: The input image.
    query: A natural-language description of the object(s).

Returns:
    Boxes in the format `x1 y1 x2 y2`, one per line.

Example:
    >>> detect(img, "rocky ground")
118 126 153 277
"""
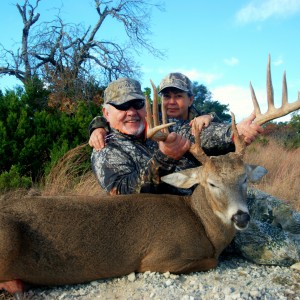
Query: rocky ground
1 255 298 300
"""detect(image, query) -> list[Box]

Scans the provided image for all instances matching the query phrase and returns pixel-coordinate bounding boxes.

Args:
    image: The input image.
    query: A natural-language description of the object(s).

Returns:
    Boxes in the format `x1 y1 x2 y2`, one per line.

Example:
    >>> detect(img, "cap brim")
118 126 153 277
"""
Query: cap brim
158 84 189 94
106 92 145 105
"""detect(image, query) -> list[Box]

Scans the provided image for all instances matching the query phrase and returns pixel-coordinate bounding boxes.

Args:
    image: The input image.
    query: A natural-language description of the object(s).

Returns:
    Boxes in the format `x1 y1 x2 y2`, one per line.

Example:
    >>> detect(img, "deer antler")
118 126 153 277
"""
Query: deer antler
146 80 175 141
189 120 210 164
189 112 246 164
231 112 246 157
250 54 300 125
150 79 169 133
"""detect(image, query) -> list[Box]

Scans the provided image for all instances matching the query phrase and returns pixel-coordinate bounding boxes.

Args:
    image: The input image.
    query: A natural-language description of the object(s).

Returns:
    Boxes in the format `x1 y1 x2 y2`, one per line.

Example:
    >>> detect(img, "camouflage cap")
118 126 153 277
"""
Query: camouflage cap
158 73 193 95
104 78 145 105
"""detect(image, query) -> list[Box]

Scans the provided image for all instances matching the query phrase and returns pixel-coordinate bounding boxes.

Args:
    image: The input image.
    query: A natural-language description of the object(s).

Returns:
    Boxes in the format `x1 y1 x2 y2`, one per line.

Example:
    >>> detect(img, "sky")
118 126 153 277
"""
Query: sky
1 0 300 122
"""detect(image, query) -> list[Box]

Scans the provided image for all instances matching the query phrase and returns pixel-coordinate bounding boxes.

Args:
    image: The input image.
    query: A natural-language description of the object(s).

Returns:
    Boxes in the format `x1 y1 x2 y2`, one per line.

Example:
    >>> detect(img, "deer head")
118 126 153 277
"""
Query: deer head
161 115 267 230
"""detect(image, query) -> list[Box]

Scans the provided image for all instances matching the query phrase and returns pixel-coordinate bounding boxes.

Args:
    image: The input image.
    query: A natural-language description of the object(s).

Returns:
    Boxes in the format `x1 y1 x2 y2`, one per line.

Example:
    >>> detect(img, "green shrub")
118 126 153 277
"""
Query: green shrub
0 165 32 191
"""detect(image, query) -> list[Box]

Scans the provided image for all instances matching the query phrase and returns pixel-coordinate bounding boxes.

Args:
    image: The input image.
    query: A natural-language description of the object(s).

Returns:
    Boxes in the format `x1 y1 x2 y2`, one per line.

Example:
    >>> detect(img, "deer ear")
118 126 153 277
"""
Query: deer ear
161 167 202 188
246 165 268 183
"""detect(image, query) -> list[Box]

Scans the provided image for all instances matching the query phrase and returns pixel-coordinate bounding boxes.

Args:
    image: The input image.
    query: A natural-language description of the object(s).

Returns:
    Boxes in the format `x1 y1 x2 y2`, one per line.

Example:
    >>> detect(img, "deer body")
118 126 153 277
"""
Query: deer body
0 150 266 297
0 192 227 287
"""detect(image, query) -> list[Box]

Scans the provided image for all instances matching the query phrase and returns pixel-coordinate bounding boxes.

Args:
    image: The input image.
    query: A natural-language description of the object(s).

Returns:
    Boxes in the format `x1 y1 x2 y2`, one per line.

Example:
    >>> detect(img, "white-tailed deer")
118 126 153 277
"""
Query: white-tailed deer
0 120 264 300
0 56 299 300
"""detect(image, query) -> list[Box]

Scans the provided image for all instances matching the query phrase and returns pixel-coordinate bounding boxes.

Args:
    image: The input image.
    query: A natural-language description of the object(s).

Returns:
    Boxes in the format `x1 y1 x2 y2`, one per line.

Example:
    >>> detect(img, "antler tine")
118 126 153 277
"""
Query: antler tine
147 79 175 141
251 55 300 125
189 120 209 164
231 112 246 157
266 54 275 112
150 79 169 134
161 94 169 134
150 80 159 127
145 94 153 129
250 82 261 116
282 71 288 106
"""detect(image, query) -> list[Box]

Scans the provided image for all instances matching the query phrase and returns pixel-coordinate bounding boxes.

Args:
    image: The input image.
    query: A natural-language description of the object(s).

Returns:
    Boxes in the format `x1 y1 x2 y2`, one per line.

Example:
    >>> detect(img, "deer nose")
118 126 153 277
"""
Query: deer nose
231 210 250 230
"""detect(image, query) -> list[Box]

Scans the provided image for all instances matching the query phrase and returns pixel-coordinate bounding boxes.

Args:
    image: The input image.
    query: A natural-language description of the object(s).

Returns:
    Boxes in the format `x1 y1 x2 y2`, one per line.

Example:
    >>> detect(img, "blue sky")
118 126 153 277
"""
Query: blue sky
1 0 300 122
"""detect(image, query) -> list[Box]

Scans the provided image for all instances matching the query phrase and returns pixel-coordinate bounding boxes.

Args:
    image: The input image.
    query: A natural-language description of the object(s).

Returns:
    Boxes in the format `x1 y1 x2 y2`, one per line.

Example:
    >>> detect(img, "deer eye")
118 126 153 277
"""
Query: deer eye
242 177 247 184
208 182 217 188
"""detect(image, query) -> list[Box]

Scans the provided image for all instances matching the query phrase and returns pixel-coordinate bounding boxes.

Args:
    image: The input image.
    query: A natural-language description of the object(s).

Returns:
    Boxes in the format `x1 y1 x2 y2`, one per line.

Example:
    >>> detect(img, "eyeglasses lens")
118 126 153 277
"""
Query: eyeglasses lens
109 100 145 111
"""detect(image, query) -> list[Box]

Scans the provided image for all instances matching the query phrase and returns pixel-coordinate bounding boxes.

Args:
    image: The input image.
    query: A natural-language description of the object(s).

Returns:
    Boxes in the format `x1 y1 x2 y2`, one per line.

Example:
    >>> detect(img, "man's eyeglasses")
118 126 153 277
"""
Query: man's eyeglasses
108 100 145 111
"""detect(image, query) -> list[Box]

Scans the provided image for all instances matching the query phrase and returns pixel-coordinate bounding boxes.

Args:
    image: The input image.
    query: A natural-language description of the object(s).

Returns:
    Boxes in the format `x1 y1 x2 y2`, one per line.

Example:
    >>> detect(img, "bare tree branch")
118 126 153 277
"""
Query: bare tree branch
0 0 164 101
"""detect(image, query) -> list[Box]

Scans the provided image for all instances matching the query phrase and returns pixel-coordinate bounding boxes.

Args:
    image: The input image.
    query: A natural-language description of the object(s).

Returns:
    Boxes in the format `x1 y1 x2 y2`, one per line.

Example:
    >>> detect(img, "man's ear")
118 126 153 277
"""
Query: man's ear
102 107 109 120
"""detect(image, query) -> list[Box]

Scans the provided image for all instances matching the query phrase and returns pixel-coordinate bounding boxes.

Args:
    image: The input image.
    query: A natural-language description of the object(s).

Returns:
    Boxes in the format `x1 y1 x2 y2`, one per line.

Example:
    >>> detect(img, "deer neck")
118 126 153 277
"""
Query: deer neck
189 186 236 257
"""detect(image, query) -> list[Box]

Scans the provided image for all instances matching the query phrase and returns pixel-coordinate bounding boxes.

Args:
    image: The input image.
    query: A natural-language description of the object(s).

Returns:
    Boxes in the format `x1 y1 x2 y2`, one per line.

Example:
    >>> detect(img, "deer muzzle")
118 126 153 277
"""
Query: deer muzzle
231 210 250 230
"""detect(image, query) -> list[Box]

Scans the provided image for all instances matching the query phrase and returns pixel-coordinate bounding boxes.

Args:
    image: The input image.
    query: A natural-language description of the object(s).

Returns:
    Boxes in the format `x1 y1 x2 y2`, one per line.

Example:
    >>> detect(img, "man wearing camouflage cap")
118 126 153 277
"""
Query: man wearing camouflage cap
101 77 148 137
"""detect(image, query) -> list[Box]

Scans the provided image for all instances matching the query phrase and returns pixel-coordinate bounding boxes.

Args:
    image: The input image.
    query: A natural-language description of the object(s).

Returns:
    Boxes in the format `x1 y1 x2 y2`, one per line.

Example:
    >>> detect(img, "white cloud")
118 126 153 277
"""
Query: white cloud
174 69 223 85
211 84 292 122
142 66 223 85
273 57 284 66
211 85 253 121
236 0 300 24
224 57 239 66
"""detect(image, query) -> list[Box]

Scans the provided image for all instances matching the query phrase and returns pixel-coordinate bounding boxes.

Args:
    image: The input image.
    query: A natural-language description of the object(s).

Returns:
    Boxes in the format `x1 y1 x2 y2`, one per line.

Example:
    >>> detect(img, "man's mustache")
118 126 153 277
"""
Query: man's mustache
124 117 141 122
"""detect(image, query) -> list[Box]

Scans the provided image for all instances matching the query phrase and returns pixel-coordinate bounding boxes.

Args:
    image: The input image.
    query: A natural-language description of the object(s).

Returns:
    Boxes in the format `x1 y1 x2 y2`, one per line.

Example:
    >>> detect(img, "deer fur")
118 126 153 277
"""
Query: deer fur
0 155 267 298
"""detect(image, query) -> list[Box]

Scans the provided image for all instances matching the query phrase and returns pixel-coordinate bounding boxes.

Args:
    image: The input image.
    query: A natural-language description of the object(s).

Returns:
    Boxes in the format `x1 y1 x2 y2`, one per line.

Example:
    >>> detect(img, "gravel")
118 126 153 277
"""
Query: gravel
22 255 300 300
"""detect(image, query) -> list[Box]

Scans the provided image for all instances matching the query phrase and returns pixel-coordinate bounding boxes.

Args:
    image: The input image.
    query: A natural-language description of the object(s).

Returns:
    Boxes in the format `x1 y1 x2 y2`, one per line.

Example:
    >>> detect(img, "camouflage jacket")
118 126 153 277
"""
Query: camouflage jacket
91 120 234 195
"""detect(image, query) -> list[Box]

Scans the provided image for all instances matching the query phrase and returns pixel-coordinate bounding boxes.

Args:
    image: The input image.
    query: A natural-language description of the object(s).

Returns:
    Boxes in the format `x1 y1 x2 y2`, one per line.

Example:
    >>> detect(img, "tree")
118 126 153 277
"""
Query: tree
290 111 300 133
0 81 99 183
192 81 231 122
0 0 163 100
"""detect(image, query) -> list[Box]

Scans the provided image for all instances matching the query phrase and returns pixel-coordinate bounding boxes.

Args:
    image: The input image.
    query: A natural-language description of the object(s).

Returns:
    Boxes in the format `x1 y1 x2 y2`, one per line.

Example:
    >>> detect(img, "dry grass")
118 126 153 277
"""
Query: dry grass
245 138 300 211
43 143 104 197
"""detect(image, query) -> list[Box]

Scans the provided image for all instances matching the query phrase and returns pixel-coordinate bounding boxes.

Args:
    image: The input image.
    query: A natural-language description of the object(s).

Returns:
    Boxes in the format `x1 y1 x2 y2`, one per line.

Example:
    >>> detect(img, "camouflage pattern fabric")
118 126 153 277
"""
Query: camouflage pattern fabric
91 128 197 196
231 188 300 266
158 72 193 94
88 115 109 136
168 119 235 156
104 78 145 105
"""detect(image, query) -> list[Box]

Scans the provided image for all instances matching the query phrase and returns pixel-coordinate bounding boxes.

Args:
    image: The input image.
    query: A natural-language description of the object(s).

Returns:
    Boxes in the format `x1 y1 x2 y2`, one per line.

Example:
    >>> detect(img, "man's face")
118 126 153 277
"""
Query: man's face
161 88 194 120
103 100 146 136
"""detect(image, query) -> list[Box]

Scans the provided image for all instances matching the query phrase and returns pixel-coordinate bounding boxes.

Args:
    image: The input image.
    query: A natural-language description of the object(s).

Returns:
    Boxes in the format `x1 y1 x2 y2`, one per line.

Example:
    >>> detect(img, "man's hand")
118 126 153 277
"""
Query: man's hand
89 128 107 151
159 132 190 160
237 112 263 144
